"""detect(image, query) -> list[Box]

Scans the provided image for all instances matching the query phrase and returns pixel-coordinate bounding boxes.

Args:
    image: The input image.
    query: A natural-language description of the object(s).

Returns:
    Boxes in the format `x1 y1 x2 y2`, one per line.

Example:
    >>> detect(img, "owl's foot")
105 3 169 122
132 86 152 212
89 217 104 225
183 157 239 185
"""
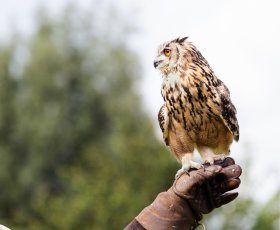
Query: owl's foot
175 156 202 178
201 154 226 165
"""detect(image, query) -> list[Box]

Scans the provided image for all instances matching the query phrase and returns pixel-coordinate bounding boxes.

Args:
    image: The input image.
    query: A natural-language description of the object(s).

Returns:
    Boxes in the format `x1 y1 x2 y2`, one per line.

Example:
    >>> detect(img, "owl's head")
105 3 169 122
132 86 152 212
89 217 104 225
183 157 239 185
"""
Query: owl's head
153 37 190 74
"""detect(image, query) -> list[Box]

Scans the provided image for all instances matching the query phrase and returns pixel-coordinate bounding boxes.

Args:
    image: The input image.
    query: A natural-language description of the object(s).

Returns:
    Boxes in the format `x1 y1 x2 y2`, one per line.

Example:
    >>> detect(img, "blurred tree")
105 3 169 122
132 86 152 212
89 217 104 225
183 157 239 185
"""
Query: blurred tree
0 5 178 230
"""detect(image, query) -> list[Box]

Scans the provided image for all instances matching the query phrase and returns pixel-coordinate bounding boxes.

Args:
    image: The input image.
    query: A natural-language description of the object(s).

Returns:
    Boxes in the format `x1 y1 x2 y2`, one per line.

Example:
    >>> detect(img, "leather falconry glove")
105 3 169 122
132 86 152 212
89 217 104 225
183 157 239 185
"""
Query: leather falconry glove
126 157 241 230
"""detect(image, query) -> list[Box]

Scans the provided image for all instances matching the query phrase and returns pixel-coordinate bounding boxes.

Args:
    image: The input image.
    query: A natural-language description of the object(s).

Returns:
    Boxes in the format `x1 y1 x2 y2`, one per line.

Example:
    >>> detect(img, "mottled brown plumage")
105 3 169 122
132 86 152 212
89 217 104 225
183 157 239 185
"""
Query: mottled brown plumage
154 37 239 178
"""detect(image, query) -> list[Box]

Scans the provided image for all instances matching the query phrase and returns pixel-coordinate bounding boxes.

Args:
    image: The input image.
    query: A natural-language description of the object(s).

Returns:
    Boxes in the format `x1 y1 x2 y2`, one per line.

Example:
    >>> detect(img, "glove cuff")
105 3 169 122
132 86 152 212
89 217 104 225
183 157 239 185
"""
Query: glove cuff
136 189 196 230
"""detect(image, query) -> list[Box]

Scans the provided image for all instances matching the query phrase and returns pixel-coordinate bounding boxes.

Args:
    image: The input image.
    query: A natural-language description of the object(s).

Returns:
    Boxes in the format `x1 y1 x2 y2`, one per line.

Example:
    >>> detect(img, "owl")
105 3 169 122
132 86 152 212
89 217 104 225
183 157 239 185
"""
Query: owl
155 37 239 178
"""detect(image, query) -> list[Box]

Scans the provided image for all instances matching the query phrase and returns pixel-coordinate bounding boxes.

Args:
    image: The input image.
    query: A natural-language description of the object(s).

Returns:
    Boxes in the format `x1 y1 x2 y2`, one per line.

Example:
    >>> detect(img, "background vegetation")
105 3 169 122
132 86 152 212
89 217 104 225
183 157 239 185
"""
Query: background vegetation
0 6 278 230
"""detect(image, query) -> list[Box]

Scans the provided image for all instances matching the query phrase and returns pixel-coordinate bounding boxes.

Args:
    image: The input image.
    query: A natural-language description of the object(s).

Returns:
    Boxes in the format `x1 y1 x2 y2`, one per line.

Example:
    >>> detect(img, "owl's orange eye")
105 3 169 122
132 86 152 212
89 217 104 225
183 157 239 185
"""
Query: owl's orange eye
164 49 171 56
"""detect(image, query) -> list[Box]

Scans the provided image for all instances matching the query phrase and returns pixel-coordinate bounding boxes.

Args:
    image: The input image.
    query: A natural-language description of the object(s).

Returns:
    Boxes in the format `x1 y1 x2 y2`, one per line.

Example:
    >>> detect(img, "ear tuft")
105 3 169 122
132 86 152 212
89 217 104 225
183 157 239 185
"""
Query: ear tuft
177 37 189 43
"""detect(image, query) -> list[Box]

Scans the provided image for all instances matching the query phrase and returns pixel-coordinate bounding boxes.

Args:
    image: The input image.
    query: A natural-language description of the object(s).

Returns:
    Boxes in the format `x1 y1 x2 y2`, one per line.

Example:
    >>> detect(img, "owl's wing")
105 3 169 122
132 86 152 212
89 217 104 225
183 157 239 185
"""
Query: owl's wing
216 80 239 142
158 104 170 146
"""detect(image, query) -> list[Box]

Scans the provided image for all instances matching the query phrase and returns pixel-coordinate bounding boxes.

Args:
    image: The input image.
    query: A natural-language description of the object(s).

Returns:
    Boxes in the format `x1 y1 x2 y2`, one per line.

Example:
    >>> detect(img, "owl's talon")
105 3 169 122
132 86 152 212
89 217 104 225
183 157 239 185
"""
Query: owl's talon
202 154 227 165
175 157 201 178
200 164 205 172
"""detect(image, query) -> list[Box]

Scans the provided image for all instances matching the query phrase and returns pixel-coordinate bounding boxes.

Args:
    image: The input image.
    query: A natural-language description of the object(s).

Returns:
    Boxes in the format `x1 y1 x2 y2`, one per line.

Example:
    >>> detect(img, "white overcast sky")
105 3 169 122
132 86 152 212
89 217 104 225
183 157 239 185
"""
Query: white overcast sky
0 0 279 202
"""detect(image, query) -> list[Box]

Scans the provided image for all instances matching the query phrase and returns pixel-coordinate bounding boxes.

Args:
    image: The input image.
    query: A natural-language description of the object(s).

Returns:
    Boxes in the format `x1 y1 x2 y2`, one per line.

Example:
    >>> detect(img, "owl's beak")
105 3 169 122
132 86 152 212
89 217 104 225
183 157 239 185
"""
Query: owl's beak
153 60 161 68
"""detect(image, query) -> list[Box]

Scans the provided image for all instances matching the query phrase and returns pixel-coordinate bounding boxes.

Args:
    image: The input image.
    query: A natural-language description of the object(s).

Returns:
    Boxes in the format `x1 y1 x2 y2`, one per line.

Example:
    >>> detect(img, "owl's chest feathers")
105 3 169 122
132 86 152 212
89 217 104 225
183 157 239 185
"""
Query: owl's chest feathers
162 72 181 88
162 72 221 132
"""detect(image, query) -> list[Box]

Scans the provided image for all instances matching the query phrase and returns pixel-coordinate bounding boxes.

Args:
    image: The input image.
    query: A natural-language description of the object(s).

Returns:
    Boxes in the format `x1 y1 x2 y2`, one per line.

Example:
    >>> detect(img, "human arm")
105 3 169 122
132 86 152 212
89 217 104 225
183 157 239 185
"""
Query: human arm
124 157 242 230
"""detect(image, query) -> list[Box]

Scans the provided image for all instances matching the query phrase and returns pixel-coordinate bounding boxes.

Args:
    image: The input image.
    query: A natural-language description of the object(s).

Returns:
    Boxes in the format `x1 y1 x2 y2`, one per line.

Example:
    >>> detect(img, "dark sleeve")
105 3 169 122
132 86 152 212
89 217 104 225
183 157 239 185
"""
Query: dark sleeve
124 219 146 230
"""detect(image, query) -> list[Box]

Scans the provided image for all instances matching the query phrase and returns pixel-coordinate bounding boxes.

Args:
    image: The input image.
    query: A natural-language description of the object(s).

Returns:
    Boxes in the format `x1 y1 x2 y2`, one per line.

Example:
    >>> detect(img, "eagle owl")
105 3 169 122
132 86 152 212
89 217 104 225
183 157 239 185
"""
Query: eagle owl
155 37 239 178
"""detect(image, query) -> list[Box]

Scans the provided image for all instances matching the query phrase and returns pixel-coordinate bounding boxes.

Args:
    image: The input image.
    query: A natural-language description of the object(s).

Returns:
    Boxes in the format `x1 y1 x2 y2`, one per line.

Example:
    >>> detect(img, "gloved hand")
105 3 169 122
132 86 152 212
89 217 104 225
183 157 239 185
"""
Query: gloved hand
135 157 241 230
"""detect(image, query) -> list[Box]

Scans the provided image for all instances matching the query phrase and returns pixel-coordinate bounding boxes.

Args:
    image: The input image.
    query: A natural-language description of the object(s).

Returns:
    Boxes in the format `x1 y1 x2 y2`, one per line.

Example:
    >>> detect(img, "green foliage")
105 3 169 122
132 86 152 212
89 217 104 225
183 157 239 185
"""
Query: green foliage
0 7 178 230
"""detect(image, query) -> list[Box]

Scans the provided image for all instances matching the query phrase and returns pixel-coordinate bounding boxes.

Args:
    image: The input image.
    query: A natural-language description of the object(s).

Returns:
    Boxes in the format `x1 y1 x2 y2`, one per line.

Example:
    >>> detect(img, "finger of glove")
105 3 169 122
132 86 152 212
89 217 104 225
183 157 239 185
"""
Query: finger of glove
215 157 235 167
211 164 242 186
214 192 238 208
212 178 241 197
194 165 223 183
211 165 242 192
219 164 242 180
